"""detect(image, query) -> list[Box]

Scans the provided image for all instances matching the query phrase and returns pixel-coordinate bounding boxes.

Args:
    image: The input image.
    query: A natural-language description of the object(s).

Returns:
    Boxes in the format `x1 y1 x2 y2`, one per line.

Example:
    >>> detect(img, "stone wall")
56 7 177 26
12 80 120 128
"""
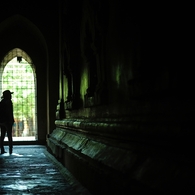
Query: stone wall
47 116 194 194
49 0 193 194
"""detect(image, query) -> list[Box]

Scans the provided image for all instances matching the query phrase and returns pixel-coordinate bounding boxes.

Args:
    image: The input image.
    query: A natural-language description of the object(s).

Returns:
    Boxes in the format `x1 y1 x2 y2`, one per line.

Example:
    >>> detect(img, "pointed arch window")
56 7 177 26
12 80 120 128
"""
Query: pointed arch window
0 48 37 141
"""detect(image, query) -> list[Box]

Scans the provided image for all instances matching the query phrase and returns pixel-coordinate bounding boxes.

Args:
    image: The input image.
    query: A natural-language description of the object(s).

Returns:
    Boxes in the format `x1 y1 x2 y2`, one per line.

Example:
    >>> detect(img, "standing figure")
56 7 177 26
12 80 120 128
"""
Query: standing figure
0 90 14 154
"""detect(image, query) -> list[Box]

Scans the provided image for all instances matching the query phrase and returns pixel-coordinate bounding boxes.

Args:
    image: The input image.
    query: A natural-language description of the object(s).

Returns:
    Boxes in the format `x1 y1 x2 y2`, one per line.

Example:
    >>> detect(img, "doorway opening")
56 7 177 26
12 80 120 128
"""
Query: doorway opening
0 48 37 141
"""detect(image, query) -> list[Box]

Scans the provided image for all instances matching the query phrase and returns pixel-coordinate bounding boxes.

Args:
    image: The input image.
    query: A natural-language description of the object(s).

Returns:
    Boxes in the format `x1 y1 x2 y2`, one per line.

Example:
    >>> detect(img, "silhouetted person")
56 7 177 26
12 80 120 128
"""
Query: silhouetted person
0 90 14 154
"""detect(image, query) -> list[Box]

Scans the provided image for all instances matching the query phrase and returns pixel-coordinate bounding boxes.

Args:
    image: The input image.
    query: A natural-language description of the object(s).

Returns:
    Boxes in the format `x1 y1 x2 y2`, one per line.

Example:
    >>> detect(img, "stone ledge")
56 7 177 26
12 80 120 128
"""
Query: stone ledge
55 118 191 148
48 128 133 173
47 127 195 194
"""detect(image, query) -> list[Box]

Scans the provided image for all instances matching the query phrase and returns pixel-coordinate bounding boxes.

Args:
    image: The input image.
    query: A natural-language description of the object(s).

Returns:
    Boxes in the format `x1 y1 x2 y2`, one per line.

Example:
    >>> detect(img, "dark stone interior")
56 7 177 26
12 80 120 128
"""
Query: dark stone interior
0 1 193 194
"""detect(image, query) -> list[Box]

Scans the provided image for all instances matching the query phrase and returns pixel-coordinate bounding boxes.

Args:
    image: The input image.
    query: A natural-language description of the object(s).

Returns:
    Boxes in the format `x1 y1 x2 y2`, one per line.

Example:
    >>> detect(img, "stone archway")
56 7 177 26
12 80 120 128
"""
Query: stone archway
0 14 48 144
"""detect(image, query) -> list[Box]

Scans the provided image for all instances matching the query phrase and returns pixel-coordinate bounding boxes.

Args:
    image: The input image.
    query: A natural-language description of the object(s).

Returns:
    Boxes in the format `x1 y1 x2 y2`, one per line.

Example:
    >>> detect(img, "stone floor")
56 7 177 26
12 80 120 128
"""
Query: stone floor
0 145 91 195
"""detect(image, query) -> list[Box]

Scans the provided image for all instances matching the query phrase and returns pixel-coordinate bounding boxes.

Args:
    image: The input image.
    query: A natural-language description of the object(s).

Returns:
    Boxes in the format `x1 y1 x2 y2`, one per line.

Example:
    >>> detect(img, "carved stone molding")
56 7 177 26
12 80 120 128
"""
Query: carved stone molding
56 99 65 119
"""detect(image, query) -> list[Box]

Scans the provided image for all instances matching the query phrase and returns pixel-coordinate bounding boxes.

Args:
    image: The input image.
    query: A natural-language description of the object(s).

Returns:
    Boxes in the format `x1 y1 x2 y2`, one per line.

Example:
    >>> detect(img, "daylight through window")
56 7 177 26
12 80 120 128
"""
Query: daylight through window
1 56 37 141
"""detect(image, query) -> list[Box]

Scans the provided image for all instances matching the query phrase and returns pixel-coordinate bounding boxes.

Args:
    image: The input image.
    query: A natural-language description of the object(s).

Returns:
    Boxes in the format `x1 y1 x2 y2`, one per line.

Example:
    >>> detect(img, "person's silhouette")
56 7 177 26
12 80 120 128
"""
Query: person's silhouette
0 90 14 154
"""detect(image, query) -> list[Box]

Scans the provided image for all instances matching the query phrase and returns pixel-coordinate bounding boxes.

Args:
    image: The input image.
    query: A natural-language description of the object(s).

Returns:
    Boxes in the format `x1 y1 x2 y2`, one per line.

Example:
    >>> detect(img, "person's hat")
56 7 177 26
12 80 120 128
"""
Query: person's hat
1 90 14 98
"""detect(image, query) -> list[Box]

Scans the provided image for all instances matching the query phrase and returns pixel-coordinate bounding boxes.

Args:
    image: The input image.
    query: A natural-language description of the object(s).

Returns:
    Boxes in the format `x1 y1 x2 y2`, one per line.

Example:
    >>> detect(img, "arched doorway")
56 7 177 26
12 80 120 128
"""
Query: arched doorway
0 48 37 141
